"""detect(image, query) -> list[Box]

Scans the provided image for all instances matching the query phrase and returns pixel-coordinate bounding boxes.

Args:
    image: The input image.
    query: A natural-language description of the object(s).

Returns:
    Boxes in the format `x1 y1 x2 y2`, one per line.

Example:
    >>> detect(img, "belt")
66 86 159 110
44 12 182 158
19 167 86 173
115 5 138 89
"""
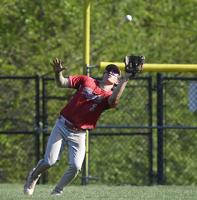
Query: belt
58 115 84 132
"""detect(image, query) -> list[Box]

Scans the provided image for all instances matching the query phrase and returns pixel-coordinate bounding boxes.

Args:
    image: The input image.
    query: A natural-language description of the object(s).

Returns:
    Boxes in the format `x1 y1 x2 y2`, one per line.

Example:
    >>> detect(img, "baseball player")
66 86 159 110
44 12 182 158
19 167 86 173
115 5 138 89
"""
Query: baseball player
24 56 144 196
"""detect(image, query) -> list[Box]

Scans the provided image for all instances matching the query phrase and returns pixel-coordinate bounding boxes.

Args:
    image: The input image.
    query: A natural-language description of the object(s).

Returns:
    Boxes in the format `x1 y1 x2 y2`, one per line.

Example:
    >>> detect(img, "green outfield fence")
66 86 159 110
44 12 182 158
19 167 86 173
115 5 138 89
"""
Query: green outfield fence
0 74 197 185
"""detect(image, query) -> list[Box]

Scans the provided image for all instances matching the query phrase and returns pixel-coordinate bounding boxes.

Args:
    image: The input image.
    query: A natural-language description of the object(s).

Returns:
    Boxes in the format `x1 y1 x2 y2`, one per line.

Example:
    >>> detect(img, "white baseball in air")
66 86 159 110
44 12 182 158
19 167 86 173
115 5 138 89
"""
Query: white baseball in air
125 15 133 22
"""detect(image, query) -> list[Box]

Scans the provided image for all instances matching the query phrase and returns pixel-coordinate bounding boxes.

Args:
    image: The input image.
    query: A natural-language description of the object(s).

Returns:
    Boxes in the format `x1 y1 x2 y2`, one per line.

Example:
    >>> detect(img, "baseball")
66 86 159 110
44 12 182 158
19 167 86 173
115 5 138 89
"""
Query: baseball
125 15 133 22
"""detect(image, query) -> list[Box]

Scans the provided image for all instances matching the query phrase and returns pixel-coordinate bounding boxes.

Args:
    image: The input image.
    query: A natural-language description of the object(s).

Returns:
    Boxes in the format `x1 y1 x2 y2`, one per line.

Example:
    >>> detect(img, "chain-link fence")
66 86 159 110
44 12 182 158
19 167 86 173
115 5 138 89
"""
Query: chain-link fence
0 76 40 183
0 75 197 185
160 76 197 185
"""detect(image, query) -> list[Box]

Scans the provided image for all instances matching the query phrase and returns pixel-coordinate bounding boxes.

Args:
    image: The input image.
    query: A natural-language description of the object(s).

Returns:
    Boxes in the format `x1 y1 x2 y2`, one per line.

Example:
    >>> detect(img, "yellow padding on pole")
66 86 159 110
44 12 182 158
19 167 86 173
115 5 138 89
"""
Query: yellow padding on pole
100 62 197 72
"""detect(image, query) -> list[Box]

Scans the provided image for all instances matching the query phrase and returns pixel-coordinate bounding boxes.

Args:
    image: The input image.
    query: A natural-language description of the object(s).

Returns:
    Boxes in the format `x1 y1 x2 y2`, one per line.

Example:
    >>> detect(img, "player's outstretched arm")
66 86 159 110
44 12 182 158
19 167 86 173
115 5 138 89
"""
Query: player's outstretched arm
108 73 131 107
51 58 70 88
108 55 144 107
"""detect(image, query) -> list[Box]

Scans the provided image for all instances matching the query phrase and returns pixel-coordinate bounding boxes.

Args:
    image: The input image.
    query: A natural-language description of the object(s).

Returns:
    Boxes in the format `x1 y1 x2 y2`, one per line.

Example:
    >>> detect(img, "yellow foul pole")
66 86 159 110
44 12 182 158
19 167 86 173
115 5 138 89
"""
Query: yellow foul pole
100 62 197 72
83 0 91 185
84 0 90 75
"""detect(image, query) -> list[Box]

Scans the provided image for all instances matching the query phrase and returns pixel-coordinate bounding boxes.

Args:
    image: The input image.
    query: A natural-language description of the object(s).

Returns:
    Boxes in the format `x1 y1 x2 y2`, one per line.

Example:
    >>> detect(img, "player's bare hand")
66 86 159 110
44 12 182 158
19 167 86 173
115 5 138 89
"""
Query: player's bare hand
51 58 67 73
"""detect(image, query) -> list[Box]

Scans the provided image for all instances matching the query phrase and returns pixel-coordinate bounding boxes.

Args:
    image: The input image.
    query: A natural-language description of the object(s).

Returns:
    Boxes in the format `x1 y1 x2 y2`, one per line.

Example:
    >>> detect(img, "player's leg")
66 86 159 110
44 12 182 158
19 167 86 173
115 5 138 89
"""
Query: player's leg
51 131 86 195
32 127 64 178
24 120 63 195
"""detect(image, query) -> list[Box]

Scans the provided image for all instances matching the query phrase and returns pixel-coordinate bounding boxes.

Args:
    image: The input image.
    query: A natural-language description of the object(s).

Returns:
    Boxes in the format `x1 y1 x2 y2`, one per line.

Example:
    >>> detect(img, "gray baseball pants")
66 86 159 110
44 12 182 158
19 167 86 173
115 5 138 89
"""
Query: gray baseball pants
31 116 86 191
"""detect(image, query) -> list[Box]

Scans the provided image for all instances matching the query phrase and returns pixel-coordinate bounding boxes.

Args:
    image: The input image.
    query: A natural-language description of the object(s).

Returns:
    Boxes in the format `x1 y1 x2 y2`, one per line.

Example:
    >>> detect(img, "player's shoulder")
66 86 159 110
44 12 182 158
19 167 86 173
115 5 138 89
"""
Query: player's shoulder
79 75 95 82
69 74 90 80
70 75 96 85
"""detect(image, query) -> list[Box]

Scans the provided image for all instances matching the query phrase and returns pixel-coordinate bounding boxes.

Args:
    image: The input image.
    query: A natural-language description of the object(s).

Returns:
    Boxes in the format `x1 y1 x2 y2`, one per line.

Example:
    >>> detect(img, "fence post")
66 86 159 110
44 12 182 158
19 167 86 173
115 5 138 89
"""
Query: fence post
41 77 48 183
157 73 164 184
148 76 153 184
35 75 40 163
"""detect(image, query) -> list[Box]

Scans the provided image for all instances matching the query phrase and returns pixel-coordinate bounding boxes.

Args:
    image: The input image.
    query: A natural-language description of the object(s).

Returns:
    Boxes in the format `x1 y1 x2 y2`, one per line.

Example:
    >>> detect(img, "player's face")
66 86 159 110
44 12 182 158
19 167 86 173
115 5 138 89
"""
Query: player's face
103 71 119 85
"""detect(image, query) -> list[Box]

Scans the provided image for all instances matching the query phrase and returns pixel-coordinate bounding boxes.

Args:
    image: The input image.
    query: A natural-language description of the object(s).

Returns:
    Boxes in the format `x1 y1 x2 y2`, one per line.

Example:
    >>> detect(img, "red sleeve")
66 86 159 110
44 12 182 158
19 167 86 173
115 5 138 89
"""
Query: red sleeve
68 75 86 89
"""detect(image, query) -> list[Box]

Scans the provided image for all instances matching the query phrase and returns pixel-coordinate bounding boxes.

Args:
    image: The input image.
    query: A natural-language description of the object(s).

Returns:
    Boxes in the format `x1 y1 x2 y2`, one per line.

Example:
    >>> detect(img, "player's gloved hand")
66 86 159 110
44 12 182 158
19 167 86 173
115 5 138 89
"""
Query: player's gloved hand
124 55 145 79
51 58 67 73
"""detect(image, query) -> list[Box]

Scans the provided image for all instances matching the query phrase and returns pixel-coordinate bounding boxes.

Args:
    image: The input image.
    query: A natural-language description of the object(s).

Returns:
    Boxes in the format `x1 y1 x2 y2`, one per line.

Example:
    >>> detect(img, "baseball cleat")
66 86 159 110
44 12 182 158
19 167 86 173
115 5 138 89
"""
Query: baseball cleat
51 188 63 196
24 168 41 195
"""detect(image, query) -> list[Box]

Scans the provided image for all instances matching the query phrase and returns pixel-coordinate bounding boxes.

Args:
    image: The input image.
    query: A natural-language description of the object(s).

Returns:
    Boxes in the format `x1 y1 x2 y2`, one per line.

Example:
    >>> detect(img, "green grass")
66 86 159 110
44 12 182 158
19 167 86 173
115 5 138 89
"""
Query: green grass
0 184 197 200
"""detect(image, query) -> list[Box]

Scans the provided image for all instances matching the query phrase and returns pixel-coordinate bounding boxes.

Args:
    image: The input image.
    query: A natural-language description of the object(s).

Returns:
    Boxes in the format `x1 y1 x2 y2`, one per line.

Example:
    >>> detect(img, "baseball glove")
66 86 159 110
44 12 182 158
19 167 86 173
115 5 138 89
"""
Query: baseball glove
124 55 145 78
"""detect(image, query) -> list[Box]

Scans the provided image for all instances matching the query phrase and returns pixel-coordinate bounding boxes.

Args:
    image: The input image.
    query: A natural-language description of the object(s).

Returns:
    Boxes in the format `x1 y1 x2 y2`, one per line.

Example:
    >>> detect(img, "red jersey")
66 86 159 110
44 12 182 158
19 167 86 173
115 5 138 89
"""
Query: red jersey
60 75 112 130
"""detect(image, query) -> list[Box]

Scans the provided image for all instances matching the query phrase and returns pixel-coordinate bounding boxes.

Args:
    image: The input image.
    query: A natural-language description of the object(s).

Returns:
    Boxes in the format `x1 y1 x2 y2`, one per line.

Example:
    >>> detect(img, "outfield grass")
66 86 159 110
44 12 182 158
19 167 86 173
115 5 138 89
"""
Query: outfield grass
0 184 196 200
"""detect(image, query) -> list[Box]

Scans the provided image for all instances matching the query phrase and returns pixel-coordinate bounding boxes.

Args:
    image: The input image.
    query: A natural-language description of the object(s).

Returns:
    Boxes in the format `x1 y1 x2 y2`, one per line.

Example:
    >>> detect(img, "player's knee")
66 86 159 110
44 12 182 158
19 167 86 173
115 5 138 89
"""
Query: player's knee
44 159 56 167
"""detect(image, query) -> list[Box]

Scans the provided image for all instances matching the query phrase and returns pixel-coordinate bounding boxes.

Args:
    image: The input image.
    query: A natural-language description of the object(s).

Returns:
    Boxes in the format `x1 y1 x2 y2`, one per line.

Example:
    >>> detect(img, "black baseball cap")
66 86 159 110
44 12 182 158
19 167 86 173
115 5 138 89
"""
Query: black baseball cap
105 64 121 75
